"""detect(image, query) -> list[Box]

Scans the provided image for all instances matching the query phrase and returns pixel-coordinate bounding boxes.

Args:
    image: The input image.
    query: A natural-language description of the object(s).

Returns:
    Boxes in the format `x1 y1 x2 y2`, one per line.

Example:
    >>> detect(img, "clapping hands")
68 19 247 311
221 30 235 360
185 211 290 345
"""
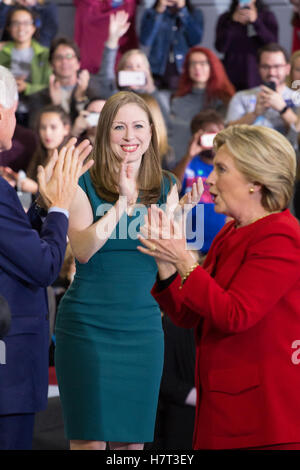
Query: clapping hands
37 138 93 210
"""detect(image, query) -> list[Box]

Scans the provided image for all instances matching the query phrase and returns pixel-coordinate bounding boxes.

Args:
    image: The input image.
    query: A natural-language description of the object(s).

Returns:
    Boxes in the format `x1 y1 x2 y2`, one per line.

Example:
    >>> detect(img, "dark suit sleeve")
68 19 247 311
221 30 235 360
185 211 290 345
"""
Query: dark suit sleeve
0 178 68 288
0 294 11 339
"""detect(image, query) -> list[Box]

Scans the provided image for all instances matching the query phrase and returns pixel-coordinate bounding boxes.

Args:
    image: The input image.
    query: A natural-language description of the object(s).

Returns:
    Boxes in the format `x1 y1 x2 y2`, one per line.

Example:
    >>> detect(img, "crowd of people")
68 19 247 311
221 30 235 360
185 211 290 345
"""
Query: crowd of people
0 0 300 453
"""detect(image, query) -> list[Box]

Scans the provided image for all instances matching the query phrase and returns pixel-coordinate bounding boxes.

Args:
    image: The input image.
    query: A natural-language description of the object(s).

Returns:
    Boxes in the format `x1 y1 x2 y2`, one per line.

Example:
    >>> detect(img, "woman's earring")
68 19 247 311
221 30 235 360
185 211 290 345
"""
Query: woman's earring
249 188 254 194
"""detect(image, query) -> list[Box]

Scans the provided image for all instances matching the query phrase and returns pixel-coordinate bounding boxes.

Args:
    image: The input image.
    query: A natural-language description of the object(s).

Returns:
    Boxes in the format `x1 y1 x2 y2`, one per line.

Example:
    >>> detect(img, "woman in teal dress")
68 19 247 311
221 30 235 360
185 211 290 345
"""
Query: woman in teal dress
55 91 192 450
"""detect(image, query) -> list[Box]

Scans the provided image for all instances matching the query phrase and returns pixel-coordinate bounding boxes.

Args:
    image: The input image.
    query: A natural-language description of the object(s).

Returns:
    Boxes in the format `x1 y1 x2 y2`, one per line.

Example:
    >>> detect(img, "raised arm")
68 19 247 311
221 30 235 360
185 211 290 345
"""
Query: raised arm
97 10 130 97
68 156 136 264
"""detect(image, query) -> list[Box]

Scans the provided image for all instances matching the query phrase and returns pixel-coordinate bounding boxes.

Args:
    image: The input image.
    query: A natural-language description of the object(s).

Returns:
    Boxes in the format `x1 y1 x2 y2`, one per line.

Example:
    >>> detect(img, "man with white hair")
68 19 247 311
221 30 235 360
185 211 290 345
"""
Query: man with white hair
0 65 93 449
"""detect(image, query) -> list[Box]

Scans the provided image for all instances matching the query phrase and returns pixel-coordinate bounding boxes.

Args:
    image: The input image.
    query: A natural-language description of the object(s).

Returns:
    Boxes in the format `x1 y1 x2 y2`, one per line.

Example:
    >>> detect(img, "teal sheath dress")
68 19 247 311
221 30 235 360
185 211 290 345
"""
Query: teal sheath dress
55 171 172 443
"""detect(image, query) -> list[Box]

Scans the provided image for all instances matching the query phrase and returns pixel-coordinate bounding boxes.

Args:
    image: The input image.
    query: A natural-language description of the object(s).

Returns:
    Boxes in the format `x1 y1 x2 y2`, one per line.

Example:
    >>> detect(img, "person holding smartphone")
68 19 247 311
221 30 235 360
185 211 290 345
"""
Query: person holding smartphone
215 0 278 90
139 0 203 91
226 43 300 150
172 109 227 257
71 97 106 145
97 10 170 124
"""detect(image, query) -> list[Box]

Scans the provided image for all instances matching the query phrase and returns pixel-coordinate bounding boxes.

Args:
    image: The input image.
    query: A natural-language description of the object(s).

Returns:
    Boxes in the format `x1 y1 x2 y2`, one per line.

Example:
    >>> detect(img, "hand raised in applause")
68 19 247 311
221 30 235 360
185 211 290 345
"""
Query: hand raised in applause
49 74 62 106
37 138 94 210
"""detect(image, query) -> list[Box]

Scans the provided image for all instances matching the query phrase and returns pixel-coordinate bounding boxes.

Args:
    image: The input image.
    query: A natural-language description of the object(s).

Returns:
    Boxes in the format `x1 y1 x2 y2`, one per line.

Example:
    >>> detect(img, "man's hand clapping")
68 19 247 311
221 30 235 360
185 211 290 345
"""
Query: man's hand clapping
37 138 93 210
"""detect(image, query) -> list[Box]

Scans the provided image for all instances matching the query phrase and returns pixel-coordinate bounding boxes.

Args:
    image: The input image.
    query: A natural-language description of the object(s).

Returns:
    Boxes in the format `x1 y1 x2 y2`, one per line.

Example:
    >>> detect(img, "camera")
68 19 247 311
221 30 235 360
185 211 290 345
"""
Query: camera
263 81 276 91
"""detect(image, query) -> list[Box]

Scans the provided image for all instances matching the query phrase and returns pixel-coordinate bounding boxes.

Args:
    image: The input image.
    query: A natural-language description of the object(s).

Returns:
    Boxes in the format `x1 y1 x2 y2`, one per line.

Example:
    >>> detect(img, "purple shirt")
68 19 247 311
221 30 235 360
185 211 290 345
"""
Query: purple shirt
215 10 278 91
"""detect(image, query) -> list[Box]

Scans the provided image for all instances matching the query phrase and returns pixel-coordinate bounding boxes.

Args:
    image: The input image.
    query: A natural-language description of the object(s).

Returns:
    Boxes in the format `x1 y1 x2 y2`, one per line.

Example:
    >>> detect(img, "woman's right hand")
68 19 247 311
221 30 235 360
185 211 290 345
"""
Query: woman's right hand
107 10 131 49
118 157 137 205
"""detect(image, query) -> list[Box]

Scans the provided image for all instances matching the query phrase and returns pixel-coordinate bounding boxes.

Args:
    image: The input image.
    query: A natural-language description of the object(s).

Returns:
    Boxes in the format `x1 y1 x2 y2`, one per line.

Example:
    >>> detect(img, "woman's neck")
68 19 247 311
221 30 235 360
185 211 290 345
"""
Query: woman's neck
192 81 207 90
235 209 280 229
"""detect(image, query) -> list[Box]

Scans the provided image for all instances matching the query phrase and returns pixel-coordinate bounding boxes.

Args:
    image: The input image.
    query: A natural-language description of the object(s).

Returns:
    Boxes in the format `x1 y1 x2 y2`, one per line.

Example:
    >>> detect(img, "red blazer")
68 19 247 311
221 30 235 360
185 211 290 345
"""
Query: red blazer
152 209 300 449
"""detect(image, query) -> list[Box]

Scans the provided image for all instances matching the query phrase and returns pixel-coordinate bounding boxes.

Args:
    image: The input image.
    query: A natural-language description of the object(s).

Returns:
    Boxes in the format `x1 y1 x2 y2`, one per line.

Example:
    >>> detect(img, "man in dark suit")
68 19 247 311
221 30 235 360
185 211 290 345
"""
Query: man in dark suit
0 65 93 450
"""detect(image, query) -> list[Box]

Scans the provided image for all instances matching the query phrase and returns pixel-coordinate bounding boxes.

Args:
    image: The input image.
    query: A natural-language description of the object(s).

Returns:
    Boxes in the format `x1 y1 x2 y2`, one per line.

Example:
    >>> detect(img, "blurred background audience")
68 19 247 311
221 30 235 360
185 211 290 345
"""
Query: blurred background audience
215 0 278 91
0 0 58 48
140 0 203 91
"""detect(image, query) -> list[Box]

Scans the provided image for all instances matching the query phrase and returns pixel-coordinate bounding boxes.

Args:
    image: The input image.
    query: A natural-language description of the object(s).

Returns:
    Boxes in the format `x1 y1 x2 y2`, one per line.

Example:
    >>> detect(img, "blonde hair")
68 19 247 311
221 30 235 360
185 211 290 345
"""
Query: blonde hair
214 125 296 211
139 93 170 159
117 49 151 74
286 50 300 88
90 91 164 205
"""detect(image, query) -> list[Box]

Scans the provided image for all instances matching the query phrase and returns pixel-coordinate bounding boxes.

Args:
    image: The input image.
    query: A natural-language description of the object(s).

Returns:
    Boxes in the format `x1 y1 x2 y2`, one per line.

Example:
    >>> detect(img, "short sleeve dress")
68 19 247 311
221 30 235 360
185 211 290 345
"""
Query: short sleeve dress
54 170 173 443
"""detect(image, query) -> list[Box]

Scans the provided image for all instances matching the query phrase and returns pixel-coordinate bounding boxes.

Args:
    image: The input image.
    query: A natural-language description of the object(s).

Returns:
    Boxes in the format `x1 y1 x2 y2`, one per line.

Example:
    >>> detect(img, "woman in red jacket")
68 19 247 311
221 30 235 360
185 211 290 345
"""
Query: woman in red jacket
138 124 300 450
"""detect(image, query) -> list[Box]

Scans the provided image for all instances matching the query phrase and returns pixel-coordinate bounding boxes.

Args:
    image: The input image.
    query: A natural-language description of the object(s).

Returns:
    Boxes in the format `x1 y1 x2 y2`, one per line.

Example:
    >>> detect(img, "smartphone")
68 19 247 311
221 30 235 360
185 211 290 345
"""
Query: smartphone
263 81 276 91
111 0 124 8
118 71 146 87
239 0 251 8
200 133 217 149
86 112 100 127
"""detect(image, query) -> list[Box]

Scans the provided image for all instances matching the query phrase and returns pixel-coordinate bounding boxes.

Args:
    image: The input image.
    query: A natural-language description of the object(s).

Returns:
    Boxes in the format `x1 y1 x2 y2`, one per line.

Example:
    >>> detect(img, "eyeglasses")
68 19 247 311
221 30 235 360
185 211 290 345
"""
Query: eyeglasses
53 53 76 62
189 61 210 67
259 64 287 71
10 20 34 28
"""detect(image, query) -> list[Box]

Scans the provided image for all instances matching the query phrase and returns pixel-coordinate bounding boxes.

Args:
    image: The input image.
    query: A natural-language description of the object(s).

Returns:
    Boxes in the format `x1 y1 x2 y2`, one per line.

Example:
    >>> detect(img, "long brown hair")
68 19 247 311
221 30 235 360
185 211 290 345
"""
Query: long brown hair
139 93 170 159
90 91 165 205
27 105 71 180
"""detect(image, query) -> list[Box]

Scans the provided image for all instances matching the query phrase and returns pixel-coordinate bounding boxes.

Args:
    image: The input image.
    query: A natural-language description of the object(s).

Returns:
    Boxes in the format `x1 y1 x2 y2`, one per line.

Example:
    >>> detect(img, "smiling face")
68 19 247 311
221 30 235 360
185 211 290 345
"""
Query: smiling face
206 144 254 219
109 103 152 167
39 112 69 150
51 44 80 81
9 9 36 46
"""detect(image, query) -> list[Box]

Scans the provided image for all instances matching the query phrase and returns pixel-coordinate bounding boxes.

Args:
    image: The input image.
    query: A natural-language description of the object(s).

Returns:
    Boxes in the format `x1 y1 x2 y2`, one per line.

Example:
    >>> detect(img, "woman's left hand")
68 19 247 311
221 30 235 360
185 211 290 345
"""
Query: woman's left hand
137 205 197 275
166 178 204 221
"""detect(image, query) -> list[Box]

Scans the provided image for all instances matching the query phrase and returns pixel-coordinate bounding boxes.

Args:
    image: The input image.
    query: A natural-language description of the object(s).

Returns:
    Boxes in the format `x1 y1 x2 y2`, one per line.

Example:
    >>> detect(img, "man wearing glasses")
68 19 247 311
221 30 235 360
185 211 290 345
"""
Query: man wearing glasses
28 37 97 126
226 43 299 147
